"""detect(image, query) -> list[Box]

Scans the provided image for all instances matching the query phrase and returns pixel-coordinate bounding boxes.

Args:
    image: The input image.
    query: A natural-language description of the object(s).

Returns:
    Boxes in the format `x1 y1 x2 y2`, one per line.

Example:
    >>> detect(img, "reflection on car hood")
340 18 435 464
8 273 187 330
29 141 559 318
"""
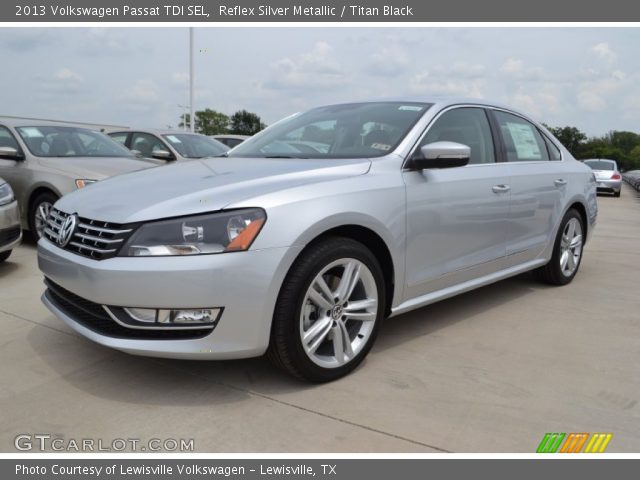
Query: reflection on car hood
55 157 372 223
38 156 156 180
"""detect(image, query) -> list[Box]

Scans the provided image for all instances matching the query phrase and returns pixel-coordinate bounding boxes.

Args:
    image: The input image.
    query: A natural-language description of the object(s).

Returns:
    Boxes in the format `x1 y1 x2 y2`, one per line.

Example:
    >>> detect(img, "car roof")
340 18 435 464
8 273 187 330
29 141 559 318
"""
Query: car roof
0 116 104 130
109 128 204 136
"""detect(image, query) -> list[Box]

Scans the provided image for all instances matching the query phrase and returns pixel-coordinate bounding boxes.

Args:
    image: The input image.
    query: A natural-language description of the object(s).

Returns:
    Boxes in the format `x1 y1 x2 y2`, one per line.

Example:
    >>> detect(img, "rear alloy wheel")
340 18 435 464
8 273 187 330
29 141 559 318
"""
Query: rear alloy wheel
268 237 385 382
29 191 58 240
535 209 584 285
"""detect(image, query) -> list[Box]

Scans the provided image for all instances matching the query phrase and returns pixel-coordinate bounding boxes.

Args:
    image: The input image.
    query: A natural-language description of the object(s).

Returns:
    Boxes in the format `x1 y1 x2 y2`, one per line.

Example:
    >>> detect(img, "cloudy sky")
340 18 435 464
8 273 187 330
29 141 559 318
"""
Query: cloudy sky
0 27 638 135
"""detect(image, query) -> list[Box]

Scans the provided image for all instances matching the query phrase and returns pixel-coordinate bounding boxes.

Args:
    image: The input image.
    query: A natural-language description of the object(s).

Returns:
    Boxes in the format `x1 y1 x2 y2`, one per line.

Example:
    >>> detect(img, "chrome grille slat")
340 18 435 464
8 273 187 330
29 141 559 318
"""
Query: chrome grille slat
69 241 117 254
44 208 135 260
78 222 132 235
75 232 124 244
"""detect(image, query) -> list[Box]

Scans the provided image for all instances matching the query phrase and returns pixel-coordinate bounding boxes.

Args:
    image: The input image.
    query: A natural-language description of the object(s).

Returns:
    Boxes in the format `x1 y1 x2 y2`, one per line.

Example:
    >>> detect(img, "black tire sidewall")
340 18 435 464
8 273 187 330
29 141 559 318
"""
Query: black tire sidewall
549 209 585 285
273 238 386 382
29 192 58 238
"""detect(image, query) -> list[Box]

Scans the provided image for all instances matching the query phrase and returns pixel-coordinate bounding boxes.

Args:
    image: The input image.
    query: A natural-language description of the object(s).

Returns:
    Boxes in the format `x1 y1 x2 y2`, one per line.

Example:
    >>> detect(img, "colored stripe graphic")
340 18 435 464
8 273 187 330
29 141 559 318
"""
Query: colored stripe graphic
536 433 565 453
584 433 613 453
560 433 589 453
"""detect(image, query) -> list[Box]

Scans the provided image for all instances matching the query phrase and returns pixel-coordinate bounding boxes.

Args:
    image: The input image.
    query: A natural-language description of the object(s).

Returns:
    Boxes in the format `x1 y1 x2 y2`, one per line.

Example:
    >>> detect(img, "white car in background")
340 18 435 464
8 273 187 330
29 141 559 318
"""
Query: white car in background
583 159 622 197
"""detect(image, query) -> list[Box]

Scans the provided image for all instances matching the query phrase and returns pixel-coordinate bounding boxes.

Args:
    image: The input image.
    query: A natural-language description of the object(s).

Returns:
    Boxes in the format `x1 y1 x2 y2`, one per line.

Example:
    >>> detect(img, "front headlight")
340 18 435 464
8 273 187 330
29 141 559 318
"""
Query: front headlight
0 183 14 206
120 208 266 257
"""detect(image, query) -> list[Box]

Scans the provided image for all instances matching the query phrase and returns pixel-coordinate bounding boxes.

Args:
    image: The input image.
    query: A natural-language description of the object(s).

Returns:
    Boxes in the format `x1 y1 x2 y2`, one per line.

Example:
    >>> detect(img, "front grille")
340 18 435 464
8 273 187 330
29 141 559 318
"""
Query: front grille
43 208 136 260
0 226 20 245
44 279 213 340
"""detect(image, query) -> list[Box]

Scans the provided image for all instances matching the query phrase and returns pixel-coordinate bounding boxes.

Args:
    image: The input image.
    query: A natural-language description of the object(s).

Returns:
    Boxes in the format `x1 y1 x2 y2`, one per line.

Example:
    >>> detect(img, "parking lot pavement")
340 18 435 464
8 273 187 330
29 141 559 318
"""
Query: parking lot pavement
0 186 638 453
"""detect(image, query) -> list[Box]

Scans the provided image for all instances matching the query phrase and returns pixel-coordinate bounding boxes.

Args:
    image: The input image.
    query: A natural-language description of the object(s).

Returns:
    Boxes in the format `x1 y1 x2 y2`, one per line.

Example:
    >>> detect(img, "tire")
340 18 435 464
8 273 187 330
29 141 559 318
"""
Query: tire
614 190 621 197
268 237 386 382
29 191 58 240
535 209 585 286
0 250 10 262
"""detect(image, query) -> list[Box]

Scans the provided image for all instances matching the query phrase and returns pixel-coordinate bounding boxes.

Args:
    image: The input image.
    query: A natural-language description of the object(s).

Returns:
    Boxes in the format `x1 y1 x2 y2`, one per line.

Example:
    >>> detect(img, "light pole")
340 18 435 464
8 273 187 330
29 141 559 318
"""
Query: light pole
189 27 195 133
177 104 190 131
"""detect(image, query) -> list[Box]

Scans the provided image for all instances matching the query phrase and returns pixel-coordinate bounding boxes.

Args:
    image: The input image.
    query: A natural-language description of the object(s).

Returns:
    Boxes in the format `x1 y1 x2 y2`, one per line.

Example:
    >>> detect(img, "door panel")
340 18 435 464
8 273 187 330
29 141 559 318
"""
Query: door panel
403 107 511 301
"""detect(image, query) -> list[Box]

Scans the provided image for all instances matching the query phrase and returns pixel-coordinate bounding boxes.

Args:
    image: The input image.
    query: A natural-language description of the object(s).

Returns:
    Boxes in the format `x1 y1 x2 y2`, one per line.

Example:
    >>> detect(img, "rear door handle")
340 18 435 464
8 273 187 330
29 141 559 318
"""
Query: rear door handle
492 184 511 194
554 178 567 186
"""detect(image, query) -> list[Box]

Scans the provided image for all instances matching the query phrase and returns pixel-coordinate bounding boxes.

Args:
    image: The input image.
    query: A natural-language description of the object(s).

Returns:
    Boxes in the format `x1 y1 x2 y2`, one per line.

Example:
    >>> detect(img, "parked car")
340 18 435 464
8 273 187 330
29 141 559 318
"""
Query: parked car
583 159 622 197
109 129 229 162
623 170 640 191
38 99 597 382
0 118 156 239
210 134 250 148
0 177 21 262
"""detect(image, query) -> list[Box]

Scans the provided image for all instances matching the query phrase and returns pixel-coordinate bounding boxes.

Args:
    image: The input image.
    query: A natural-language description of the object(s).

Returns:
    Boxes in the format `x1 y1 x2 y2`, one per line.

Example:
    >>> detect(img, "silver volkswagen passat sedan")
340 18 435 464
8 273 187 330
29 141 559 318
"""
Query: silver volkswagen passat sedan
38 99 598 382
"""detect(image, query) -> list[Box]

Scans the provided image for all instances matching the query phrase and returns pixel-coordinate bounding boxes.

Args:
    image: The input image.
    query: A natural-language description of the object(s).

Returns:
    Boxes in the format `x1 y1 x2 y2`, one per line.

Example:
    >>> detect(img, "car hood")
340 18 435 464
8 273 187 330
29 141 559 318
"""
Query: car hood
55 157 372 223
38 156 157 180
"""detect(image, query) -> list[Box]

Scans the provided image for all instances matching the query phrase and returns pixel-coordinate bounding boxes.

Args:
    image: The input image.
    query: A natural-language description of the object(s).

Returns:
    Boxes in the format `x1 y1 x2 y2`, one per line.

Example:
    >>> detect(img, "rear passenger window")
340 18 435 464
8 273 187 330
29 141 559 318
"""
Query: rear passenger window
419 107 495 165
494 111 549 162
543 135 561 161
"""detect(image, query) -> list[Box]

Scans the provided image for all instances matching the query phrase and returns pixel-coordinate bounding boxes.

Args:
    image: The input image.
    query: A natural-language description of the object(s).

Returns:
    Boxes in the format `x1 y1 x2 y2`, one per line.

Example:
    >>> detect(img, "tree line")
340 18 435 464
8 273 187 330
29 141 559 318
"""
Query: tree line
180 109 266 136
544 125 640 171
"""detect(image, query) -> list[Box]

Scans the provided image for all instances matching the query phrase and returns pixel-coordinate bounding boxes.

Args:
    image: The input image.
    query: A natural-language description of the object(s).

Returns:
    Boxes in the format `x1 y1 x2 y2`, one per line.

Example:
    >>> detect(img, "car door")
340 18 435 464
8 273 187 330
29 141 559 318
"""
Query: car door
402 106 512 301
490 109 567 263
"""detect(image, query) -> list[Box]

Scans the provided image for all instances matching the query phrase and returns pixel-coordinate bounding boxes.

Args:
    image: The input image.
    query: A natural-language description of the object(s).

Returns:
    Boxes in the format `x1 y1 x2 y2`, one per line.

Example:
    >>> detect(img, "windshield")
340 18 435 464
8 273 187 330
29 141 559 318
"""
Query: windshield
162 134 229 158
227 102 432 159
584 160 615 170
16 126 133 158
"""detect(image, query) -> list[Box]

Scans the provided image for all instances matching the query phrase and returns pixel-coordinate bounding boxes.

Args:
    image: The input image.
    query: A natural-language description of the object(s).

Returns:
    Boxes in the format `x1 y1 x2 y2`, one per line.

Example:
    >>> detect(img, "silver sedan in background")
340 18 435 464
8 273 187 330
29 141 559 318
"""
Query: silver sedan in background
583 159 622 197
0 177 21 262
108 129 229 162
0 118 156 238
38 99 597 382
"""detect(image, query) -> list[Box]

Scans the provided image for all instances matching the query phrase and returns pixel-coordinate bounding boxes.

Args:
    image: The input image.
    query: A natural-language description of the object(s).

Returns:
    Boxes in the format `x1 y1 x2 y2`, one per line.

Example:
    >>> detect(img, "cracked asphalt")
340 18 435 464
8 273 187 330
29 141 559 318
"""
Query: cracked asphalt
1 185 638 453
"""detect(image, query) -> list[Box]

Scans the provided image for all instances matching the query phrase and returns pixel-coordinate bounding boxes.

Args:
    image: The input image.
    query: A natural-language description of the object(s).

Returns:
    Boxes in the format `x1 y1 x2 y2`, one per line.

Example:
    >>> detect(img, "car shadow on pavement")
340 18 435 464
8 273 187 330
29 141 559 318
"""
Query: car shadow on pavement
0 261 19 278
25 271 552 405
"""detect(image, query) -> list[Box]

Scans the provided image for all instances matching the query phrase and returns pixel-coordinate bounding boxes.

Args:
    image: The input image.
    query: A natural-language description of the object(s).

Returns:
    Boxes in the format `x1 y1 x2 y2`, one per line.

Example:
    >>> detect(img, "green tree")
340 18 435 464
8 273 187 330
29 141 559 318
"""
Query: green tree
545 125 587 155
229 110 266 135
179 109 229 135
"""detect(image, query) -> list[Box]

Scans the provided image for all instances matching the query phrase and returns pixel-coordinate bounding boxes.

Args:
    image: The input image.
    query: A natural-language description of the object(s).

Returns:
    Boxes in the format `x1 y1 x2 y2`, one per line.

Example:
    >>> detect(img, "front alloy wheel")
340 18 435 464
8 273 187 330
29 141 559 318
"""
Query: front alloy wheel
269 237 385 382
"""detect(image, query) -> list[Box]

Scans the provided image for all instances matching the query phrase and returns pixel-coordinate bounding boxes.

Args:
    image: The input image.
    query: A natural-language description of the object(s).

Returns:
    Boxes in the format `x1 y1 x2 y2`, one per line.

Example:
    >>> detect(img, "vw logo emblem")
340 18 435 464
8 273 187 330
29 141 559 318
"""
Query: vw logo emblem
57 214 77 247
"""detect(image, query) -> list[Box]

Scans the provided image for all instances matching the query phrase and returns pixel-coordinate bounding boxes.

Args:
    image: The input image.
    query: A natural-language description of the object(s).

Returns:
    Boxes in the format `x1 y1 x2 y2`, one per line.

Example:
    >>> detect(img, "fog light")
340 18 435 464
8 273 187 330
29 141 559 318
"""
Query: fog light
124 307 157 323
157 308 220 324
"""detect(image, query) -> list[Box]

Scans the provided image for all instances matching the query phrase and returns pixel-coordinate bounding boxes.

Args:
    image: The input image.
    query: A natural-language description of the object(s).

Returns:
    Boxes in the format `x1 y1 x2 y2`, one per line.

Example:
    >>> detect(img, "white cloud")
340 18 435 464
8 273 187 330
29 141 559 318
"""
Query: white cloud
264 41 350 91
118 79 160 109
500 58 543 80
592 42 616 64
409 70 484 98
38 67 84 95
365 45 411 77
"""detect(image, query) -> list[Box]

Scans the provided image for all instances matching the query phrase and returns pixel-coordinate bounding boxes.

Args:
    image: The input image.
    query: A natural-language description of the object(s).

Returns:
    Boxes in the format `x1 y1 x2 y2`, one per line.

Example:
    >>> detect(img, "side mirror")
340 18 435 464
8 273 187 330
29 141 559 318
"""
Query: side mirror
151 149 173 160
0 146 22 160
412 141 470 169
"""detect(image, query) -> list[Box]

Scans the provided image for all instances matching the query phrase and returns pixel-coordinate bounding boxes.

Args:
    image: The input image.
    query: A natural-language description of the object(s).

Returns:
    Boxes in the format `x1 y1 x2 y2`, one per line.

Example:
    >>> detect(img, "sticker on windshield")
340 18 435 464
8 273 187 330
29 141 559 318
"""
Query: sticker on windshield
19 127 44 138
371 143 392 151
165 135 182 143
506 122 542 159
398 105 423 111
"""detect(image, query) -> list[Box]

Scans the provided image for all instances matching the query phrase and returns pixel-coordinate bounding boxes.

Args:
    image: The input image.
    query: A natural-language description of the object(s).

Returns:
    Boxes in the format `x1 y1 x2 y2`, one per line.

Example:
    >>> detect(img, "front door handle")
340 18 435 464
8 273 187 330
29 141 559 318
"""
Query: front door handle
492 184 511 194
554 178 567 186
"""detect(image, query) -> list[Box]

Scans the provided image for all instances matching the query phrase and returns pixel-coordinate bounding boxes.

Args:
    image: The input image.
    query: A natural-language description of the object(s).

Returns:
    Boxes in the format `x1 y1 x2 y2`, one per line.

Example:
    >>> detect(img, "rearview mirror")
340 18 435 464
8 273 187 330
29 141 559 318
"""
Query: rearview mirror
412 141 470 169
152 149 173 160
0 146 22 159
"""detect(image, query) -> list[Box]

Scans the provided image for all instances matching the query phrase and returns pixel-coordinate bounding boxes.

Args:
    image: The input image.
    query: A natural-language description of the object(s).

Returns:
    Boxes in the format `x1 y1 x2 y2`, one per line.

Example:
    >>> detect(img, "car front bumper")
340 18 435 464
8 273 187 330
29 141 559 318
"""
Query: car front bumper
0 200 22 253
38 238 300 359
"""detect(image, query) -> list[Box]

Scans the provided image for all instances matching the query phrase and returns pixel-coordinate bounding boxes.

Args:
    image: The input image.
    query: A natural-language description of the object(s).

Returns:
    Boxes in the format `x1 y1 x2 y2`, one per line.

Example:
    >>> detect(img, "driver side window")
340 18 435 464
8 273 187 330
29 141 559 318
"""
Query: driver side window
130 133 166 158
418 108 496 165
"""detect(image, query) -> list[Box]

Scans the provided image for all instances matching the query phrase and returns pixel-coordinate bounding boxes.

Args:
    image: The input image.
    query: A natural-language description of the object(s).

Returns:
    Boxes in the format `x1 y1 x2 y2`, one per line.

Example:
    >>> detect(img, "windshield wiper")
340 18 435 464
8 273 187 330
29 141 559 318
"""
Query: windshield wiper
264 155 307 159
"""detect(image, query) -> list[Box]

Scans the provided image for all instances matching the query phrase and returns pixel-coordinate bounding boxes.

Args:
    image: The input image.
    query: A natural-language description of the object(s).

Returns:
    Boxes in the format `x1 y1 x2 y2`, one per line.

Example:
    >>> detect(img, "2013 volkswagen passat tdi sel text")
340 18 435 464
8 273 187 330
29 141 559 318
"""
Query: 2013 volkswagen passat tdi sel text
38 99 597 382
